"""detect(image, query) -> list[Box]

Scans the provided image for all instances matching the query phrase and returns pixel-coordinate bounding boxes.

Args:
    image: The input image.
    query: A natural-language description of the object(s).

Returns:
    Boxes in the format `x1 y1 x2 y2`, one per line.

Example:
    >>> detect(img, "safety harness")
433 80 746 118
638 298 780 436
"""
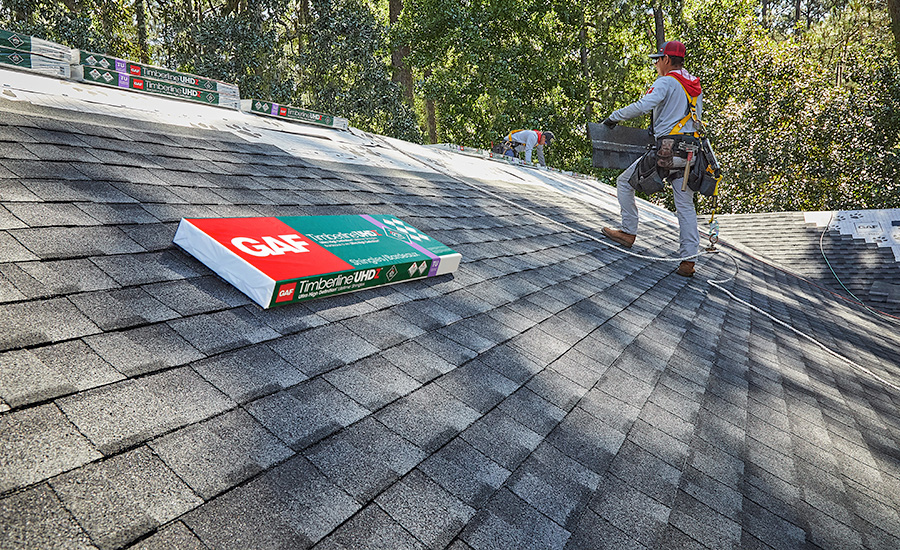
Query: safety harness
668 76 723 247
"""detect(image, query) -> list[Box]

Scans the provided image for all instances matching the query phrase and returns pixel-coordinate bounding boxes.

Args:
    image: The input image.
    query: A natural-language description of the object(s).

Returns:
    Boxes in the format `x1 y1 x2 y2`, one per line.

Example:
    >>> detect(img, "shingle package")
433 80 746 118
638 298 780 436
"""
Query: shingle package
0 29 71 78
72 65 240 109
242 99 349 130
72 50 240 109
173 215 461 308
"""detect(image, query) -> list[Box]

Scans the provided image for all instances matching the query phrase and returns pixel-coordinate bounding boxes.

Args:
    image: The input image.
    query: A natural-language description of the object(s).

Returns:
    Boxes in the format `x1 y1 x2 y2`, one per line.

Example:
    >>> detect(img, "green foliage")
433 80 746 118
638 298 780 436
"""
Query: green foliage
1 0 897 212
297 0 421 141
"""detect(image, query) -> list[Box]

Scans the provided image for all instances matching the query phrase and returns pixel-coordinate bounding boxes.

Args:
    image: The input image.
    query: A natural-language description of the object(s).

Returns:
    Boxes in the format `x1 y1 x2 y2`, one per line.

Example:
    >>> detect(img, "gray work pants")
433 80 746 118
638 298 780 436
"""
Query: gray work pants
616 157 700 261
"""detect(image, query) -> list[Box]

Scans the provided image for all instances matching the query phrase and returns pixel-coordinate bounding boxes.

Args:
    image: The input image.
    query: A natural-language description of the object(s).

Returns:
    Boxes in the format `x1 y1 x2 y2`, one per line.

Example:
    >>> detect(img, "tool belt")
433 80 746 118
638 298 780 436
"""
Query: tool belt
655 134 700 170
629 134 700 195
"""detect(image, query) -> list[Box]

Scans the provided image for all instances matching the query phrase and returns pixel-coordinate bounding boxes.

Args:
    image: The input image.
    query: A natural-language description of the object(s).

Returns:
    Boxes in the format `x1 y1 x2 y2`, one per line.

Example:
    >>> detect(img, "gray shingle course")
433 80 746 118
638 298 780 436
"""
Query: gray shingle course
0 179 40 201
74 202 159 225
49 446 202 550
245 378 367 450
408 332 478 369
141 278 231 316
7 258 118 298
91 250 199 286
376 469 475 549
508 442 601 528
565 508 647 550
437 315 516 353
475 343 544 385
323 354 420 410
191 344 307 403
269 323 379 377
128 521 206 550
0 297 100 351
120 222 182 252
507 326 571 366
56 367 233 455
305 416 426 502
460 409 542 471
83 323 203 376
315 504 427 550
0 484 96 550
0 341 123 407
149 408 293 499
0 205 26 230
341 307 426 350
69 287 179 331
377 383 480 453
435 360 518 413
588 473 671 547
0 141 40 160
0 404 101 492
183 455 356 549
626 419 692 469
417 437 510 510
461 488 571 550
10 226 144 259
167 308 280 355
526 368 589 412
666 490 742 550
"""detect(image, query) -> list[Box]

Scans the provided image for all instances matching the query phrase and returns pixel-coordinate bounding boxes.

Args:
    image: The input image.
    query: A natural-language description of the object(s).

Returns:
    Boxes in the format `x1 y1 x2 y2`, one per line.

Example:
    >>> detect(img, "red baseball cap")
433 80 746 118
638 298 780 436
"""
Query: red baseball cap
649 41 686 59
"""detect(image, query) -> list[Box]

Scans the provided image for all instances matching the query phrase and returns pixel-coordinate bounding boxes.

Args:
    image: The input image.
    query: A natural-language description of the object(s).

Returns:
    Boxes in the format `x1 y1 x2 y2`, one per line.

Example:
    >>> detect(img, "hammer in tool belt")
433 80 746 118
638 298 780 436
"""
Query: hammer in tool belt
681 143 698 191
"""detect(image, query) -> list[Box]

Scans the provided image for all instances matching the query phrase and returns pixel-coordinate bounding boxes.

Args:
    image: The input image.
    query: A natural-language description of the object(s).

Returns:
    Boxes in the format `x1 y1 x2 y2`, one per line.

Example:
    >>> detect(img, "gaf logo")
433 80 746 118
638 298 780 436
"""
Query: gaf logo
232 234 310 257
276 282 296 303
133 78 145 90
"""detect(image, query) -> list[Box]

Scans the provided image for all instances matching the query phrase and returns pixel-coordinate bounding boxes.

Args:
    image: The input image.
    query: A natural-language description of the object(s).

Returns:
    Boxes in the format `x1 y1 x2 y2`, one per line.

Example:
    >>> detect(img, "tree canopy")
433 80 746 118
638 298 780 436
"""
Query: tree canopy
2 0 898 212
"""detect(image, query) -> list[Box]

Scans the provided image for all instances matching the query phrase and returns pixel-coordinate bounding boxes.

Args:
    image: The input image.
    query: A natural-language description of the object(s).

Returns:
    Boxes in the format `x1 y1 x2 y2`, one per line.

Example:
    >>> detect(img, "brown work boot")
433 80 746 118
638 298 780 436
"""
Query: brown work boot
601 227 635 248
675 261 695 277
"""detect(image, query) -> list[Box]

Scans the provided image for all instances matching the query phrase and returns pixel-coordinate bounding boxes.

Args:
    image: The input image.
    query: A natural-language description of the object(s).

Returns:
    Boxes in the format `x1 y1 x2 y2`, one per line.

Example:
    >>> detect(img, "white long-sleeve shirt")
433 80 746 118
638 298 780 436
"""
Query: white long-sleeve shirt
509 130 546 166
610 69 703 138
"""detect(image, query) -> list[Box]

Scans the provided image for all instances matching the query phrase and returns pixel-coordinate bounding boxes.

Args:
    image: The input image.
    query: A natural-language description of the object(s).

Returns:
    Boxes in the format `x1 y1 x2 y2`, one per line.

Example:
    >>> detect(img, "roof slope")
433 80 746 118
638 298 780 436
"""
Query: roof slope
2 73 900 550
713 212 900 315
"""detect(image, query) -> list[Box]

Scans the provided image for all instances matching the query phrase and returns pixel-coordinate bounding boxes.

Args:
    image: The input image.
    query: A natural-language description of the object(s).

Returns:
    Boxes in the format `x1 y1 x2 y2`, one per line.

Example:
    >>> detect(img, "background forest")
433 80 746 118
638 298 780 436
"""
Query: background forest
1 0 898 213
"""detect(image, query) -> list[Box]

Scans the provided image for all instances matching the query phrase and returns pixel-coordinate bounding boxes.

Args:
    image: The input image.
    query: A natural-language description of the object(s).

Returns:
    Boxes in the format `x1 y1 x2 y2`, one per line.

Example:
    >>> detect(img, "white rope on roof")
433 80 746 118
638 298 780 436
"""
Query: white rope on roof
387 132 900 394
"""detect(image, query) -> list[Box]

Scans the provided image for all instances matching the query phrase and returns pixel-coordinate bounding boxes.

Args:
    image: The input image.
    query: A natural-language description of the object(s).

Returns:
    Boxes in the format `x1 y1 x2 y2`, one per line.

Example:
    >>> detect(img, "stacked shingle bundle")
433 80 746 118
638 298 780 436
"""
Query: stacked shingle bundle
0 29 72 78
72 50 240 110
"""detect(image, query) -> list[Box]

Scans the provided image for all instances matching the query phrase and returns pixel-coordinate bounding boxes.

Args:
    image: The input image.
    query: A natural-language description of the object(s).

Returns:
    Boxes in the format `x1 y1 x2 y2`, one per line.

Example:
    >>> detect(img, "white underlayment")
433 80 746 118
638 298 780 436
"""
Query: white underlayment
805 210 900 262
1 65 679 236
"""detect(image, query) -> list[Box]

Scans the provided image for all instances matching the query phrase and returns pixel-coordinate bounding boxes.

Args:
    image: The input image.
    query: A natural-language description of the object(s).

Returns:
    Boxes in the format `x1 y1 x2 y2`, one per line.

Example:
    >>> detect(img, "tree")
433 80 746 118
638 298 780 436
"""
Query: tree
889 0 900 62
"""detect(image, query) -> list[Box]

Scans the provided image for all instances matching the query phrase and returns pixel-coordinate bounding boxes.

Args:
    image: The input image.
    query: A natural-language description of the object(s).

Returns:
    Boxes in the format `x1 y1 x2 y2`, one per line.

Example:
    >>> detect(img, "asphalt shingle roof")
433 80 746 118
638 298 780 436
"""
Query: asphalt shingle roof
2 71 900 550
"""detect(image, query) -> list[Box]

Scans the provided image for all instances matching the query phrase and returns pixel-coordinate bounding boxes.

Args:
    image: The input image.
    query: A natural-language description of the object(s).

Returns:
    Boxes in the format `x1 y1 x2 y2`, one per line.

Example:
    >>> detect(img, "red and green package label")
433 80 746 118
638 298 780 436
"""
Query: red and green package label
173 215 461 308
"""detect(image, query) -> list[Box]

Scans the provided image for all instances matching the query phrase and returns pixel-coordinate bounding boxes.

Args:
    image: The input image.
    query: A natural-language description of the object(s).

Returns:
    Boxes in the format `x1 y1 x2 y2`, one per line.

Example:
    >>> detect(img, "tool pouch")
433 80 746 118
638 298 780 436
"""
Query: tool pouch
656 138 675 170
686 138 722 197
629 148 665 195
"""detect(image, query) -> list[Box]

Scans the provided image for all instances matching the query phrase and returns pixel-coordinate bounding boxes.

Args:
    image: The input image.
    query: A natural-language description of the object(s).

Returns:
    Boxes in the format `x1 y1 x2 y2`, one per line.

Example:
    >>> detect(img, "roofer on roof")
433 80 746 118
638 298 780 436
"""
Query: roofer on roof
599 40 703 277
504 129 554 166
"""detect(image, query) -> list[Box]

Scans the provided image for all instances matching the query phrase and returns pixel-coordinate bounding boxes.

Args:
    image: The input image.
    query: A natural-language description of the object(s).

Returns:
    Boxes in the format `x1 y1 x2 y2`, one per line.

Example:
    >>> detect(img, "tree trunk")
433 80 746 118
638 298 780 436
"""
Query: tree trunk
761 0 768 28
425 69 437 143
652 0 665 48
579 16 592 132
389 0 414 104
889 0 900 63
794 0 801 26
135 0 149 63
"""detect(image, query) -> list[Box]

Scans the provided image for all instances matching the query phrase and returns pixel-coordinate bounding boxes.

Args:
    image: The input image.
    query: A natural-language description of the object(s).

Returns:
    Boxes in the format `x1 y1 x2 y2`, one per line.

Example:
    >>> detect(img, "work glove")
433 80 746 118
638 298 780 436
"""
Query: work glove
601 117 618 128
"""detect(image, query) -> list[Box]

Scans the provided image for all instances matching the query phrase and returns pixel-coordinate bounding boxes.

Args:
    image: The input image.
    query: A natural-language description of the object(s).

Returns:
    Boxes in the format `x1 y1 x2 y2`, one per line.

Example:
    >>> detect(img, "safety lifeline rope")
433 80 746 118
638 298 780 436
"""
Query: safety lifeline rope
383 139 900 393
